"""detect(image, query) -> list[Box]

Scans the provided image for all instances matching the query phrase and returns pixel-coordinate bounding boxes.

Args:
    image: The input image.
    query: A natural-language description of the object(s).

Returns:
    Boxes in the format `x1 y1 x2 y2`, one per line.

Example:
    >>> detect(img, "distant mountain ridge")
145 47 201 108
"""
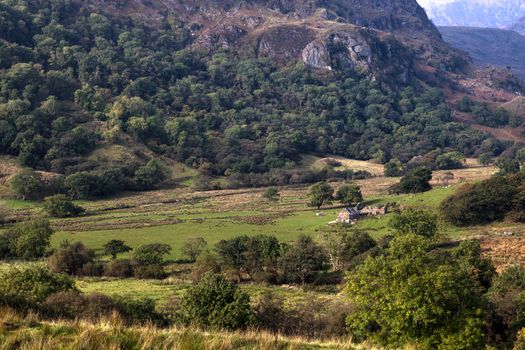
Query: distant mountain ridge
422 0 525 30
439 26 525 81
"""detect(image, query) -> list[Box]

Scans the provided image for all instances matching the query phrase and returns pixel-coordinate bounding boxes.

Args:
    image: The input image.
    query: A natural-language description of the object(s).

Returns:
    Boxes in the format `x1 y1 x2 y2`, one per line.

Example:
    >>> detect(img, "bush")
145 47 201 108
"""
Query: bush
190 251 221 282
104 259 134 278
389 208 439 238
441 175 518 226
434 151 465 170
65 172 103 199
262 187 280 201
392 167 432 194
0 265 75 310
179 272 253 330
43 194 84 218
47 241 96 276
44 291 114 320
488 265 525 340
252 292 353 338
384 158 404 177
308 182 334 209
3 217 53 259
10 169 44 200
44 291 161 324
345 234 486 349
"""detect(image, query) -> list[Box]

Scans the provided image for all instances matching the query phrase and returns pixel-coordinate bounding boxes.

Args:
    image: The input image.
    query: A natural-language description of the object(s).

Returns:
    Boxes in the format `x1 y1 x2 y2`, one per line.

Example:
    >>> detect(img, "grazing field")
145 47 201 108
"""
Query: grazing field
2 157 505 261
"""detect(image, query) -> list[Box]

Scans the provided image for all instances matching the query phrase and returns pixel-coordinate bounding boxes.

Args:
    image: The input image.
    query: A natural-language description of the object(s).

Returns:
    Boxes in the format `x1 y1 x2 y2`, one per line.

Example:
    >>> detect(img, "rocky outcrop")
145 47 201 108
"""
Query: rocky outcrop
302 41 331 70
301 30 372 73
80 0 470 79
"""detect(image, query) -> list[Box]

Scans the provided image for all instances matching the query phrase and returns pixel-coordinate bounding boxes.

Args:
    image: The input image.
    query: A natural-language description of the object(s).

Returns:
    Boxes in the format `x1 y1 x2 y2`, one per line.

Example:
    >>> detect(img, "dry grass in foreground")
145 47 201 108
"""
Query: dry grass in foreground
0 308 375 350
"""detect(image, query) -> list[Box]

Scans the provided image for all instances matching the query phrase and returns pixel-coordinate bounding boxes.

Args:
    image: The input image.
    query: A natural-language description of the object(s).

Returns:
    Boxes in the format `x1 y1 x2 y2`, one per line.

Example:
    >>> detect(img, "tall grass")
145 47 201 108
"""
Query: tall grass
0 308 374 350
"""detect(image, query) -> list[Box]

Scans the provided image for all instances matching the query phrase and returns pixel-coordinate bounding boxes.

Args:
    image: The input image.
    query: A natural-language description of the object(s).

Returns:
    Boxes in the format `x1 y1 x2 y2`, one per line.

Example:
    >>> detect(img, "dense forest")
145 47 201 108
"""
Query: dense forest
0 0 505 195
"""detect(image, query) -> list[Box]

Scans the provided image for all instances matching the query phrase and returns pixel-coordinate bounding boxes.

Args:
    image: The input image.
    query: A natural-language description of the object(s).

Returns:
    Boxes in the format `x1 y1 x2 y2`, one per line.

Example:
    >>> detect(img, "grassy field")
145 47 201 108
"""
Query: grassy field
0 308 366 350
1 156 504 260
48 181 490 258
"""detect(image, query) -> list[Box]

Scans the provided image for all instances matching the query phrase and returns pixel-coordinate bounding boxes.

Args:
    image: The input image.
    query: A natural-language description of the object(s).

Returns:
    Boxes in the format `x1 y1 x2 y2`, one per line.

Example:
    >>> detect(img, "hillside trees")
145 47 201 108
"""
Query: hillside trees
0 0 498 197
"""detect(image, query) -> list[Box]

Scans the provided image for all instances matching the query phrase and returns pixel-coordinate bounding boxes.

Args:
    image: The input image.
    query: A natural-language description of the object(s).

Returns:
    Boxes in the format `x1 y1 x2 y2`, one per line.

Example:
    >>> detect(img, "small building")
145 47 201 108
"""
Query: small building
336 207 361 224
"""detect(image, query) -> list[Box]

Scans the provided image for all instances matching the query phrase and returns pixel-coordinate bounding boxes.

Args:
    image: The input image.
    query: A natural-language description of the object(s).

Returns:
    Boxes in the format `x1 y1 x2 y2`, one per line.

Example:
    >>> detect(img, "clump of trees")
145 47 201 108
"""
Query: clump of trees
441 174 524 225
0 218 53 259
43 194 84 217
308 182 364 209
392 167 432 194
345 234 491 349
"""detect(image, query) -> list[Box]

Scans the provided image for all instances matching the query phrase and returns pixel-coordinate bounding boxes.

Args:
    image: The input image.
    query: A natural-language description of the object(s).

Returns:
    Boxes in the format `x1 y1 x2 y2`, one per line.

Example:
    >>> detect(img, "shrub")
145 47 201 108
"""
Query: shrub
383 158 404 177
434 151 465 170
0 265 75 310
345 234 486 349
262 187 280 201
496 156 521 175
179 272 252 330
43 194 84 218
389 208 439 238
441 176 518 226
190 251 221 282
392 167 432 194
104 259 134 278
47 241 95 276
133 243 172 266
318 226 376 271
3 217 53 259
252 292 353 338
133 159 168 190
215 235 282 281
10 169 44 200
44 291 114 320
488 265 525 339
64 172 103 199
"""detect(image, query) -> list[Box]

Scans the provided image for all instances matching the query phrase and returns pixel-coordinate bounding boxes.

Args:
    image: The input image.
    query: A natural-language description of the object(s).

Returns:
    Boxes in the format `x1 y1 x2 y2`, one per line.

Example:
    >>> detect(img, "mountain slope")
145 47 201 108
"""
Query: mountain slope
439 26 525 81
0 0 519 198
510 15 525 35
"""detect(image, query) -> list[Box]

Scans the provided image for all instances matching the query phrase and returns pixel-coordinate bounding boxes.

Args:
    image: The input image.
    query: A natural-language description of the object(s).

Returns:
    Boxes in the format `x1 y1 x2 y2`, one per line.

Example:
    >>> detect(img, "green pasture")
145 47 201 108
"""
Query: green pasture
51 209 341 259
78 277 334 306
50 185 468 260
